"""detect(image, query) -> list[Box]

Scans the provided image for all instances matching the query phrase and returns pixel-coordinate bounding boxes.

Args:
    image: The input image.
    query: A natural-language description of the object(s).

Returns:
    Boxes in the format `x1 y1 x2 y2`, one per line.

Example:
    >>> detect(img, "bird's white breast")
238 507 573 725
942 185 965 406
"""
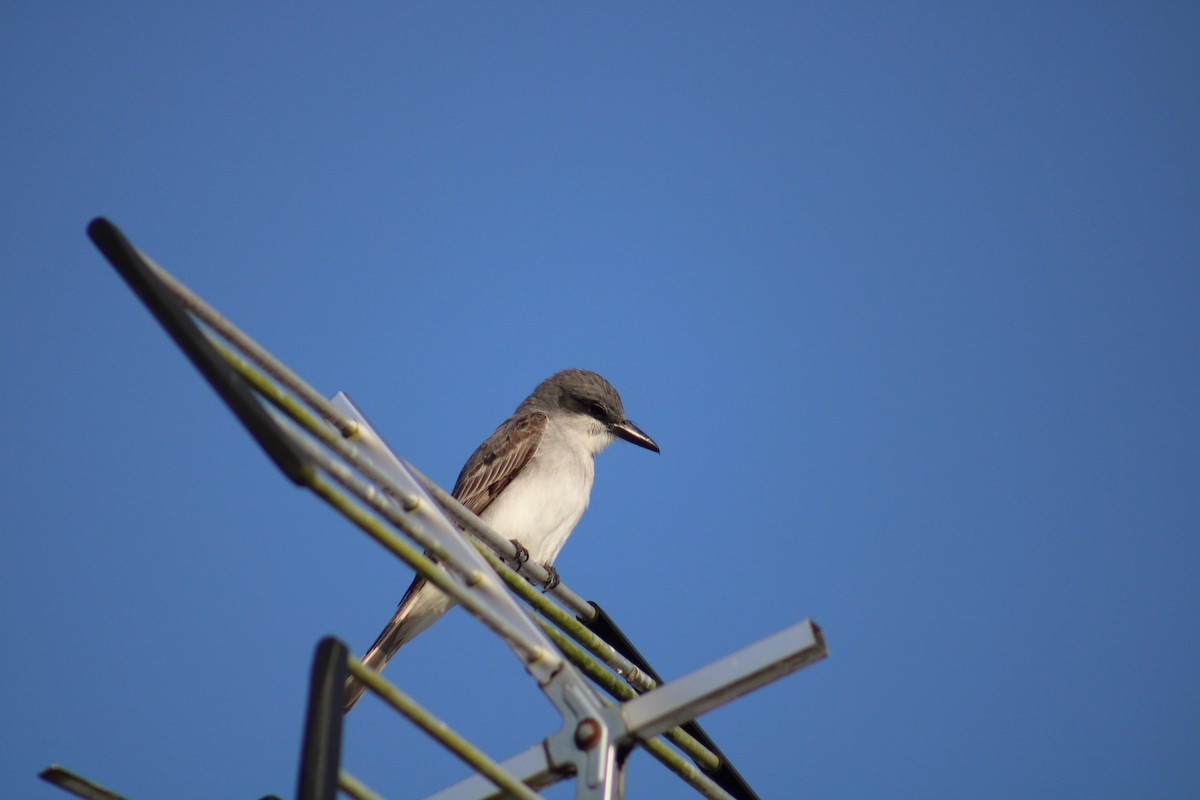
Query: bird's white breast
478 414 612 566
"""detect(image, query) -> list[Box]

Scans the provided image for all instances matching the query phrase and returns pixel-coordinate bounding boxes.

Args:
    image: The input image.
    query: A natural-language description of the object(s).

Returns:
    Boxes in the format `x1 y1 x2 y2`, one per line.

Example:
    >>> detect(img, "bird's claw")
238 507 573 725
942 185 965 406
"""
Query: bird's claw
541 564 560 592
509 539 530 570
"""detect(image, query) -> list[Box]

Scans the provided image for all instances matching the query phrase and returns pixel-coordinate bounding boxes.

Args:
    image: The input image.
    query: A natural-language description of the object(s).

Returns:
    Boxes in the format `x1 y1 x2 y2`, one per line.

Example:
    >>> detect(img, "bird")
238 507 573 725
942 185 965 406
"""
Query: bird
344 368 659 711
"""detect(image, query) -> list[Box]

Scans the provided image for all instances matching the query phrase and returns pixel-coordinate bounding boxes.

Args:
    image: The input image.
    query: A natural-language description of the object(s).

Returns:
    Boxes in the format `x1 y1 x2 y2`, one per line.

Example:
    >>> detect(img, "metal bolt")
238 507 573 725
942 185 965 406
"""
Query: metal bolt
574 718 601 750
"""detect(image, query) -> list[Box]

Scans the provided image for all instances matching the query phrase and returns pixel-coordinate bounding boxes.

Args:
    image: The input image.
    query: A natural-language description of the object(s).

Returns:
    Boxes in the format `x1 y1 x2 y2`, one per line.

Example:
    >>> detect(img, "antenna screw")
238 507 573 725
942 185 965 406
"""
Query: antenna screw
574 718 601 750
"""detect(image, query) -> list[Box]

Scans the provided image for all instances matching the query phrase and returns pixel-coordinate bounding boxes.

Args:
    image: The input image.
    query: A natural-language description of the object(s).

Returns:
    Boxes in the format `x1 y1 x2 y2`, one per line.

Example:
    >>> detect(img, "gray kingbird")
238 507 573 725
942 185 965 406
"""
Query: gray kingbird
344 368 659 711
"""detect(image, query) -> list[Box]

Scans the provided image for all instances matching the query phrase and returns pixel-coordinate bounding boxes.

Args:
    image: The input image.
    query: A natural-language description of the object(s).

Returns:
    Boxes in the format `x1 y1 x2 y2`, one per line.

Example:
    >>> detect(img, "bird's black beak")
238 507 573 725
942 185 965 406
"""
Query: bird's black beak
610 419 660 453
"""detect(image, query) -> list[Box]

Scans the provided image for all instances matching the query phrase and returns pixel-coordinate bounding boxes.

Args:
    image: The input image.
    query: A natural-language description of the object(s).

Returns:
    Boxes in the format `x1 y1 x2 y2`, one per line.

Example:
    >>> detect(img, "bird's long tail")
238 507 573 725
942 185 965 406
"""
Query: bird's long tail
343 578 454 712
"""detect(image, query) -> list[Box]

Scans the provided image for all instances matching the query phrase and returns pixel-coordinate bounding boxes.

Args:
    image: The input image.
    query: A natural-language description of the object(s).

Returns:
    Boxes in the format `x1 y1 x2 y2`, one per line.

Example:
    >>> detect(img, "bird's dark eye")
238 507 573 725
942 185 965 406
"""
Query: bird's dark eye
586 401 606 420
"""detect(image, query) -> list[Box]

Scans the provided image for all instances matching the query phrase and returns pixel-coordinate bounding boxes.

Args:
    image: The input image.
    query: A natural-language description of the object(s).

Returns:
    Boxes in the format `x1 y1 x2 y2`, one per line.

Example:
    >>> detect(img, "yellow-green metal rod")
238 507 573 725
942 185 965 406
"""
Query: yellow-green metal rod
346 659 544 800
337 770 385 800
642 738 738 800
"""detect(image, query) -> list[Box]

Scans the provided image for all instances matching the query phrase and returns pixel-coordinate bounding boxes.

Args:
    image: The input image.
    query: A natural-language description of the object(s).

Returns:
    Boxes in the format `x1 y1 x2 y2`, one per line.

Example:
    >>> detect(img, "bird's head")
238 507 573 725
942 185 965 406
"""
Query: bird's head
525 369 660 454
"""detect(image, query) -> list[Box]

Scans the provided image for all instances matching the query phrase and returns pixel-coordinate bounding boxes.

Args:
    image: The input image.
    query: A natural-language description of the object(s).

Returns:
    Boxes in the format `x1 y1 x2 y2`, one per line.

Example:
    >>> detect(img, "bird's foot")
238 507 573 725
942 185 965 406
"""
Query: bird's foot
541 564 560 592
508 539 530 570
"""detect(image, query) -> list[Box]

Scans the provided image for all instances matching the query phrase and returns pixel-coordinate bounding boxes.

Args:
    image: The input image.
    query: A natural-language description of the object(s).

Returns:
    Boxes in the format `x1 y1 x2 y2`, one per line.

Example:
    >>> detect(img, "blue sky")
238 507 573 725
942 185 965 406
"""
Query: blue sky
3 3 1198 798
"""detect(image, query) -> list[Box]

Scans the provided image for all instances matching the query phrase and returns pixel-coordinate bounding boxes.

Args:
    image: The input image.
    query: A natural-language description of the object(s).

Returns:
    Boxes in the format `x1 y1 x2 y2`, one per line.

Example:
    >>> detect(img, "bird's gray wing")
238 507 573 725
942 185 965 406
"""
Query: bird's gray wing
451 411 548 517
